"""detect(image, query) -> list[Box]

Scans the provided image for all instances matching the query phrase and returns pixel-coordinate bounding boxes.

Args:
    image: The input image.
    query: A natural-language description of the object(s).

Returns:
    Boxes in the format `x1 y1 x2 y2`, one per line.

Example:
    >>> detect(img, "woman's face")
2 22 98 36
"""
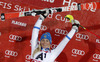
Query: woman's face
40 39 51 49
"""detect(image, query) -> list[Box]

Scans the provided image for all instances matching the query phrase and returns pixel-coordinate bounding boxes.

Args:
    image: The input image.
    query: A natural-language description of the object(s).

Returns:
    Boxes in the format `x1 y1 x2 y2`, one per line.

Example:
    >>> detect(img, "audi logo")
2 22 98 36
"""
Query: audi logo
26 55 31 60
9 34 22 41
76 33 89 40
5 50 18 57
72 49 85 56
93 54 100 59
41 25 47 31
55 28 68 36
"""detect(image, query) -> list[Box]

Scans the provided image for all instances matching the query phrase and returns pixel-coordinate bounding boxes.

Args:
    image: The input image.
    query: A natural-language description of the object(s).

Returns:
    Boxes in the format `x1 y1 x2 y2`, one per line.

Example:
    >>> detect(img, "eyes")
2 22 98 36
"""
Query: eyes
40 39 51 48
41 39 49 43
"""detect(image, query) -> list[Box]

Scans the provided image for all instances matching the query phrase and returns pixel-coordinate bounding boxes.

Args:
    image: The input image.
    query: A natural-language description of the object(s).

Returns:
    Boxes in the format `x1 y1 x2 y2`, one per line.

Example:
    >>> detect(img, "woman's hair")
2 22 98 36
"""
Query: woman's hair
33 43 51 57
33 32 52 57
33 44 41 57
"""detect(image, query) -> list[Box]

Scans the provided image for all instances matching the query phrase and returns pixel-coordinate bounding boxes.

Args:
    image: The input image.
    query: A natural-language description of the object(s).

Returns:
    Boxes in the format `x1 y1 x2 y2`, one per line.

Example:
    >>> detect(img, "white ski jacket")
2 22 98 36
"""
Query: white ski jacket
31 18 76 62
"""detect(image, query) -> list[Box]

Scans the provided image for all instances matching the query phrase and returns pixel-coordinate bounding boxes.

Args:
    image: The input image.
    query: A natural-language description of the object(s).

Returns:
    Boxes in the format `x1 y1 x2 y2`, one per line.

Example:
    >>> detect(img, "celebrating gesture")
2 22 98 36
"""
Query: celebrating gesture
30 8 80 62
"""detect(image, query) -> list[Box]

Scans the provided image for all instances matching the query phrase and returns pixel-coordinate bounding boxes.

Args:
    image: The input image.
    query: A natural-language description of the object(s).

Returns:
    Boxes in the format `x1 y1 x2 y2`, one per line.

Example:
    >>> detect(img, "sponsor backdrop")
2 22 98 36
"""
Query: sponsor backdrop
0 0 100 62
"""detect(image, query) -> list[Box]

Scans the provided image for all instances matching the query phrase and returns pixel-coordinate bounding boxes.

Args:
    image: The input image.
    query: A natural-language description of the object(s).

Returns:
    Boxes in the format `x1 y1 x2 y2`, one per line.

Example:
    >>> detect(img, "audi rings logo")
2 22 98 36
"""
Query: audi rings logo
76 33 89 41
55 28 68 36
93 53 100 61
5 50 18 58
9 34 22 42
72 49 85 57
41 25 47 31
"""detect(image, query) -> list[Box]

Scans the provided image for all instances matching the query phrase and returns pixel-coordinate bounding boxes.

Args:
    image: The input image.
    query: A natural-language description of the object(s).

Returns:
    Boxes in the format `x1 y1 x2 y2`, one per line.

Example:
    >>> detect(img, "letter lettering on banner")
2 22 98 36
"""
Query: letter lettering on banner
55 14 69 23
0 2 12 9
12 20 27 27
50 0 55 3
14 5 19 11
3 3 12 9
19 6 25 12
14 5 27 12
71 2 77 10
63 0 71 6
96 39 100 43
55 14 61 20
41 0 55 3
0 2 3 6
48 14 53 18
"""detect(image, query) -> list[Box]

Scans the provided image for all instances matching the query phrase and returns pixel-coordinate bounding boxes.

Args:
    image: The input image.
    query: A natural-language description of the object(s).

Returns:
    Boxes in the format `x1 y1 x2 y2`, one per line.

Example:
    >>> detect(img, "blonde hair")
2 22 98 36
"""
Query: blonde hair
33 43 51 57
33 44 41 57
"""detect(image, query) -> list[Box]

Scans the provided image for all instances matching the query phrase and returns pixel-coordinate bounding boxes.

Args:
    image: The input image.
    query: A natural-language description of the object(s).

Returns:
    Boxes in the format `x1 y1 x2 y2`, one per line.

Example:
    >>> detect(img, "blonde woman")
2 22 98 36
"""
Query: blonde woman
31 9 80 62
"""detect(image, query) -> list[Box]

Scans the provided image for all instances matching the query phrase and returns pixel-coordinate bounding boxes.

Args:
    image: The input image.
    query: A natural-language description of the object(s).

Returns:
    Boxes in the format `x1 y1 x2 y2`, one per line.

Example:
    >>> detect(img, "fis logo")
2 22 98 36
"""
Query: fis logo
93 53 100 62
55 28 68 36
9 34 22 42
41 25 47 31
71 49 85 57
25 55 31 62
5 50 18 58
75 33 89 41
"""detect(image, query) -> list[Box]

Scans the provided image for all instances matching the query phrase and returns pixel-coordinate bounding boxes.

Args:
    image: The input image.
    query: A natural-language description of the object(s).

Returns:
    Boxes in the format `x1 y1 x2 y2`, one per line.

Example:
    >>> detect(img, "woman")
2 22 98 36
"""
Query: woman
31 9 80 62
